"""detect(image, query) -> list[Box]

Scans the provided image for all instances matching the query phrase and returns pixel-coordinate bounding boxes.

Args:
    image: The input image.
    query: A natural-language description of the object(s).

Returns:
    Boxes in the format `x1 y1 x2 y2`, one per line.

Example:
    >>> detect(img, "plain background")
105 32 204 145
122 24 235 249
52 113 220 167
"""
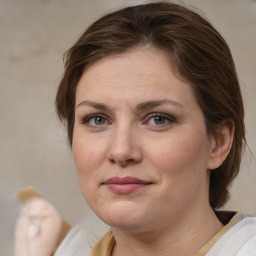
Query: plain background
1 0 255 254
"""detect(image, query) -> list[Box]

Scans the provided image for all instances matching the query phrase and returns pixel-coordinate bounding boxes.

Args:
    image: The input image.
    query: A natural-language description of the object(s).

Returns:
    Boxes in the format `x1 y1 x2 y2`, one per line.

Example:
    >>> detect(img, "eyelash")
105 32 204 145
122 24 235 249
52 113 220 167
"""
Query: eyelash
80 112 175 128
145 113 175 126
81 114 109 126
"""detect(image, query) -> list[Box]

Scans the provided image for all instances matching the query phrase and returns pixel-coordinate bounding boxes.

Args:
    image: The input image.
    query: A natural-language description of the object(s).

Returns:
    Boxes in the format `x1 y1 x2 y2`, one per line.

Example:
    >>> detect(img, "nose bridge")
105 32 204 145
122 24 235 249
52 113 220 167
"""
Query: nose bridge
107 121 142 166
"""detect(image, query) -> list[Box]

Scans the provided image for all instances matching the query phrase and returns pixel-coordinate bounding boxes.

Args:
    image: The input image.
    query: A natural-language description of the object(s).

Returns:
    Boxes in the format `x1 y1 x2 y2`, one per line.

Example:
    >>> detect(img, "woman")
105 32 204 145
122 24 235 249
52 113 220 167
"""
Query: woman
55 2 256 256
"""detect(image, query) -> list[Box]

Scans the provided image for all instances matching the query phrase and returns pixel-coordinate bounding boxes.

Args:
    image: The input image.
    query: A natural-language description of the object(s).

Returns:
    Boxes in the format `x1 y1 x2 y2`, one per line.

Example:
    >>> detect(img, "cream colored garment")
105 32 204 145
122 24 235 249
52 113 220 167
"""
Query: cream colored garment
206 213 256 256
55 212 256 256
54 224 92 256
54 218 109 256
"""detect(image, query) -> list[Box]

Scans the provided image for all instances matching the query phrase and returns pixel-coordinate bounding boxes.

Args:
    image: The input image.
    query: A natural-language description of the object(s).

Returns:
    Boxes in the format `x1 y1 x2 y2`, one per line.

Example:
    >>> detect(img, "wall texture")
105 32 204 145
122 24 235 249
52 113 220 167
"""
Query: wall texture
1 0 255 254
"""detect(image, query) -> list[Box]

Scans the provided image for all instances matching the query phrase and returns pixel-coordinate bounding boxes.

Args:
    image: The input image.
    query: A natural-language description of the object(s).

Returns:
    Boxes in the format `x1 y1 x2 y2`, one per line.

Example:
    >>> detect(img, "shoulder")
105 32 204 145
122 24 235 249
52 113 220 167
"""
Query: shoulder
54 221 110 256
207 213 256 256
54 224 92 256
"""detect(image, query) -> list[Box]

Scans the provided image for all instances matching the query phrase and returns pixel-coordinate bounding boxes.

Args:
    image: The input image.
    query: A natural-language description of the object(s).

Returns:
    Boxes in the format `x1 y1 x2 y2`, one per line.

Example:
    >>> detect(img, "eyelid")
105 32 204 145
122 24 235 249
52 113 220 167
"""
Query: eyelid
146 112 175 121
80 113 110 125
143 112 176 126
79 112 175 127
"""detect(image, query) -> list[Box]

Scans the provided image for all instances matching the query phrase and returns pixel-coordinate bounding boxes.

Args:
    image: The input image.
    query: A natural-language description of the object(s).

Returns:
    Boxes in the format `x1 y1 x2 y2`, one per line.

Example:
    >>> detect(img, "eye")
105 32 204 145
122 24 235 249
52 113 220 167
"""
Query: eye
81 114 109 126
91 116 106 125
146 113 174 126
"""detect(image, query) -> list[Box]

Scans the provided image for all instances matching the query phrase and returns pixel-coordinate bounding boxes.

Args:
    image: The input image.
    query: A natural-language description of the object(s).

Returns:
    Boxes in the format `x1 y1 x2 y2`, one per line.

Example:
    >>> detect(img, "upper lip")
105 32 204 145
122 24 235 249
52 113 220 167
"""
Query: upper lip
103 176 152 184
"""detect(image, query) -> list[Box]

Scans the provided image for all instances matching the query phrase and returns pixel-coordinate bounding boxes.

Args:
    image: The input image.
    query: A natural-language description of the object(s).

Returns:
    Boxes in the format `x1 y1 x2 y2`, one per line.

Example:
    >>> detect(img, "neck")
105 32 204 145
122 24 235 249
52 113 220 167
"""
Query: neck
111 206 223 256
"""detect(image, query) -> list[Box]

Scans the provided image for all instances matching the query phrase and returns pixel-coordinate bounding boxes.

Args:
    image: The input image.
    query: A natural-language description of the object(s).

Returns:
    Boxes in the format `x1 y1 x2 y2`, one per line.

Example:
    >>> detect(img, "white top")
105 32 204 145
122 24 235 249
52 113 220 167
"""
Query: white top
55 212 256 256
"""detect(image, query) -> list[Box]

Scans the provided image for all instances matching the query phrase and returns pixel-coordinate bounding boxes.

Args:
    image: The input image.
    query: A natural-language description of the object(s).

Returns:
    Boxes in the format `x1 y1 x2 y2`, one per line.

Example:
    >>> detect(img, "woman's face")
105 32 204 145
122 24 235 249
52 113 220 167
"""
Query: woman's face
73 47 217 233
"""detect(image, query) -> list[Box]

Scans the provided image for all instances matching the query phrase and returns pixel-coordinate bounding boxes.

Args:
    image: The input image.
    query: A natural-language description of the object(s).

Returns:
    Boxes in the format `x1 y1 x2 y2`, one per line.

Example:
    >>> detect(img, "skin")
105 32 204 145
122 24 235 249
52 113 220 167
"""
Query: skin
72 47 233 256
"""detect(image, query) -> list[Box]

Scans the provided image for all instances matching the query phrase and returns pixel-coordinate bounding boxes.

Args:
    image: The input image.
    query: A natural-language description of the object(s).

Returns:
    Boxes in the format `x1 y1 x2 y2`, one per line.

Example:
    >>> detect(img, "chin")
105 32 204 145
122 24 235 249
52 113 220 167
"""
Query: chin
95 201 151 232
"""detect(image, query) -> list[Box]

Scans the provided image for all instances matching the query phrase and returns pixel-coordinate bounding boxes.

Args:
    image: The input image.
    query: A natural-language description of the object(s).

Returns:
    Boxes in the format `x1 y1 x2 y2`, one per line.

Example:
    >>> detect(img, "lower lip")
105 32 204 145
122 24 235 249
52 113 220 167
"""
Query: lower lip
104 183 150 194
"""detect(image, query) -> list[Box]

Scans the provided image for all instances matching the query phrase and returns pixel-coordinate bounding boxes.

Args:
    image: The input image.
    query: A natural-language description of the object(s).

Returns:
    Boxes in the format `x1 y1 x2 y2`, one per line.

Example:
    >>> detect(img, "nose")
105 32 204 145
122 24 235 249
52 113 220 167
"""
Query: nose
107 126 143 167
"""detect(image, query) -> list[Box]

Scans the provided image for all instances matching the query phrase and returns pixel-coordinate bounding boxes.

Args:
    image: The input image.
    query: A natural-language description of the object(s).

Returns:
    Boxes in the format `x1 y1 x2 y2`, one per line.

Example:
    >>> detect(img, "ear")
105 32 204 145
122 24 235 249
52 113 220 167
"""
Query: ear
207 119 234 170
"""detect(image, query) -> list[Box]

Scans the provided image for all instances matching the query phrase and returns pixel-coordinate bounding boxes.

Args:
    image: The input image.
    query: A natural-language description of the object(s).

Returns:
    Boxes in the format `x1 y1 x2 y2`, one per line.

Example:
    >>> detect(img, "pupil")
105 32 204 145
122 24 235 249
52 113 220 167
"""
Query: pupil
154 116 165 125
95 117 104 125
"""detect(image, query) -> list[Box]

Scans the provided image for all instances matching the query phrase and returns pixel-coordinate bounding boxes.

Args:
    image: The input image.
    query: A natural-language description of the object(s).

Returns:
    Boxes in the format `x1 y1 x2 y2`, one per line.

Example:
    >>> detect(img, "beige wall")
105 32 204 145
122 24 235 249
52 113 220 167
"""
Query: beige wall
1 0 255 254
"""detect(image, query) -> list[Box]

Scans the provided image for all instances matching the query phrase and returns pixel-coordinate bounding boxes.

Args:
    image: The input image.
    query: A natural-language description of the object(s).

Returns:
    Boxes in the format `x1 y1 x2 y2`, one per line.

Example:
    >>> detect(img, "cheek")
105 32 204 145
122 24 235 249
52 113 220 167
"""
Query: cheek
72 143 100 207
147 138 210 213
72 133 107 194
147 134 210 187
73 130 106 170
148 137 206 167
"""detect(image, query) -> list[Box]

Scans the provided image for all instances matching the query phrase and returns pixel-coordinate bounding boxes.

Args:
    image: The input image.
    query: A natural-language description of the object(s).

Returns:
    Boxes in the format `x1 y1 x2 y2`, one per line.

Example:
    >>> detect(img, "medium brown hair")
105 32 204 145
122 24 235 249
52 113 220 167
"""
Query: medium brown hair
56 2 245 208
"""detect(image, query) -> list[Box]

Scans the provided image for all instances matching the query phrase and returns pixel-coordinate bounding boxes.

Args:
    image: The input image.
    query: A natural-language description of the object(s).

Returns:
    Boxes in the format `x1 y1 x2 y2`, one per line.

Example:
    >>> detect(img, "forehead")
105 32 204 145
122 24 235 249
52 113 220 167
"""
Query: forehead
75 47 197 109
82 47 173 81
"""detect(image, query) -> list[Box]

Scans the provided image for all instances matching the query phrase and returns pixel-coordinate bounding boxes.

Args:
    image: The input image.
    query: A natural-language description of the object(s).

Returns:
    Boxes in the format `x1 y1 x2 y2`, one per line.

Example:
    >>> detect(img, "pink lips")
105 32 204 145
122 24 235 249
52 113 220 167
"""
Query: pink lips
103 176 152 194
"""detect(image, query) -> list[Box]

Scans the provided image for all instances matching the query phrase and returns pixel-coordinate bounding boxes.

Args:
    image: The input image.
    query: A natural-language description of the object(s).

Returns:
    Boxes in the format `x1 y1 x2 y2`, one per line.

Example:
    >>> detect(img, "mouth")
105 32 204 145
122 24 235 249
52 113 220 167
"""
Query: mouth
102 176 152 194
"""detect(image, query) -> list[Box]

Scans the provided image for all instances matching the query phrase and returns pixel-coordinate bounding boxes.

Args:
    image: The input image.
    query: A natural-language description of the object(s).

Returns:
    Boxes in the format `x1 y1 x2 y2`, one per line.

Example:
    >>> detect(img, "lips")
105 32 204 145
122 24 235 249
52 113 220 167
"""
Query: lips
103 176 152 194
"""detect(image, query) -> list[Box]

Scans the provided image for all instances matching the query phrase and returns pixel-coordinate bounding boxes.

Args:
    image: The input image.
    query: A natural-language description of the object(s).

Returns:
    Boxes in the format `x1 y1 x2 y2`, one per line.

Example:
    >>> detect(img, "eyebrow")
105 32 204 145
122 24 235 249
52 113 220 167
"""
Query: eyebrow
76 99 184 111
76 100 108 110
135 99 184 111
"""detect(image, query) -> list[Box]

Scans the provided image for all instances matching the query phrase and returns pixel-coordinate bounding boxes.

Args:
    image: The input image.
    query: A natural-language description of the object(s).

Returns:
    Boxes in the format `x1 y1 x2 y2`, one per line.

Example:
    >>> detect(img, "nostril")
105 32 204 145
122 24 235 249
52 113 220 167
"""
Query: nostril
108 158 136 166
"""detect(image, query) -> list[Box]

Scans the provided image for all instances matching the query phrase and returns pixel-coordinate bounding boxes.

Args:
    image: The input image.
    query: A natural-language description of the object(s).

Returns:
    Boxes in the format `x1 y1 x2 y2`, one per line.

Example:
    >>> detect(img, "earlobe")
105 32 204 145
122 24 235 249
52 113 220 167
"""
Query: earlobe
207 119 235 170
